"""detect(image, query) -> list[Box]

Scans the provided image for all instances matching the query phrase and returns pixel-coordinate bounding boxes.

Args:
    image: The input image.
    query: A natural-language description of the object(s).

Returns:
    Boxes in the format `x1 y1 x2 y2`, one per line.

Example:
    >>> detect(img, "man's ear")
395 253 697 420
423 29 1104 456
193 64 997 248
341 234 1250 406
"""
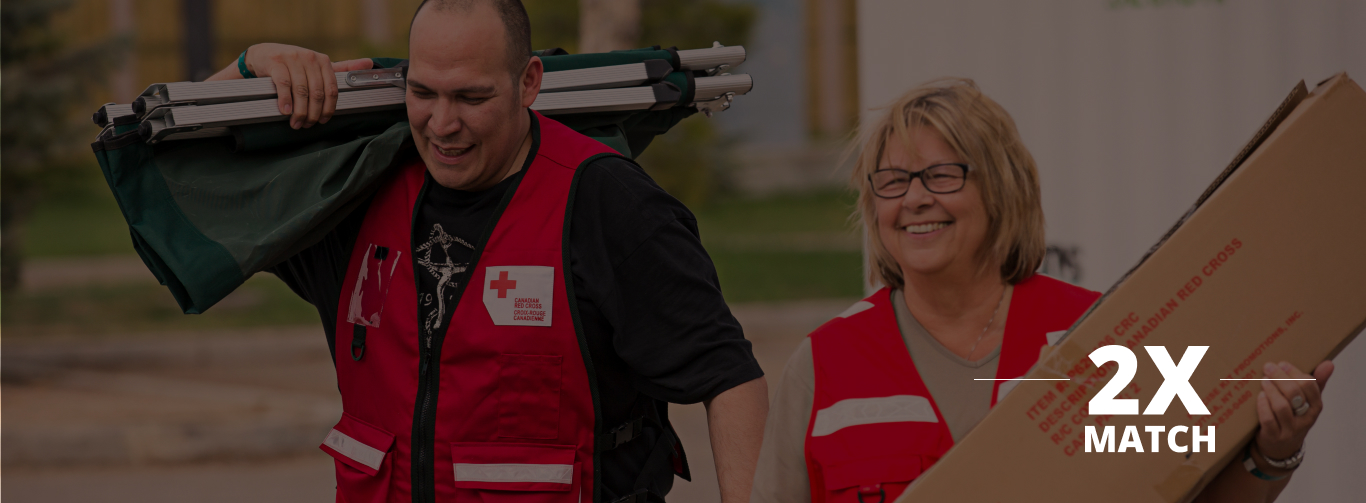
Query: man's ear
520 56 543 108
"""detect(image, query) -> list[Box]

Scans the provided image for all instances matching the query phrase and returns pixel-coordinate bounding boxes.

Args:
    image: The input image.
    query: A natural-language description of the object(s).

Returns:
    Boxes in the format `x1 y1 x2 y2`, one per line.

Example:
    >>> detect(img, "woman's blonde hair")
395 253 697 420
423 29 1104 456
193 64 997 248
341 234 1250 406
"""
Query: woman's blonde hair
851 78 1045 289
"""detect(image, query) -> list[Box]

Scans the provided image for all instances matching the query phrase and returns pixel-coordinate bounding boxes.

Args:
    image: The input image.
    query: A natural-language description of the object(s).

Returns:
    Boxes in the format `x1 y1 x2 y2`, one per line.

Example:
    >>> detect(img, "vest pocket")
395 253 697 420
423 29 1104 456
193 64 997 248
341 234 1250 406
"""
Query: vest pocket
495 354 563 439
451 442 580 501
320 413 395 503
821 457 922 503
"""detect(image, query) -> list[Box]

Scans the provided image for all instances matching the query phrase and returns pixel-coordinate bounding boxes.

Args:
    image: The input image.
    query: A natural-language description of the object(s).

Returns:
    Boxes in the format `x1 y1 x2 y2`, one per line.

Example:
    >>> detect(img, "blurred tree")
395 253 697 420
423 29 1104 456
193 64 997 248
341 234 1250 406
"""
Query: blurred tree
639 0 755 55
525 0 580 53
1 0 125 291
578 0 639 53
635 0 755 207
633 108 738 207
526 0 755 207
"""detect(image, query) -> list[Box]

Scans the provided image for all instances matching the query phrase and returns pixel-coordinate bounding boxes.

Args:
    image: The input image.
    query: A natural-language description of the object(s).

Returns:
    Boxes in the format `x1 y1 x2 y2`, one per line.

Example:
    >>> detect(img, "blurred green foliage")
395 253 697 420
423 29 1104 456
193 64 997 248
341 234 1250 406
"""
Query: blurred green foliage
639 0 756 54
635 115 726 207
525 0 757 59
1 0 126 291
525 0 756 206
525 0 581 54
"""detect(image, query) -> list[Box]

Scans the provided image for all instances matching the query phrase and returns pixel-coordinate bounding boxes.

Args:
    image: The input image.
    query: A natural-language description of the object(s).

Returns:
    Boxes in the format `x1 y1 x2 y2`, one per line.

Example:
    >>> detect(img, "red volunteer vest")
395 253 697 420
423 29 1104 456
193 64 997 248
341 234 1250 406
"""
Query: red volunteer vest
804 274 1100 503
323 113 619 503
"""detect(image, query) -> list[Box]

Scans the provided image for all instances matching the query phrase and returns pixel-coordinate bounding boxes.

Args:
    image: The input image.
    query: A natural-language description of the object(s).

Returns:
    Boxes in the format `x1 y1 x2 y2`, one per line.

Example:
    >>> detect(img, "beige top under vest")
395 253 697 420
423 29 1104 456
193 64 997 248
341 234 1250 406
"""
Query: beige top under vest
749 287 1013 503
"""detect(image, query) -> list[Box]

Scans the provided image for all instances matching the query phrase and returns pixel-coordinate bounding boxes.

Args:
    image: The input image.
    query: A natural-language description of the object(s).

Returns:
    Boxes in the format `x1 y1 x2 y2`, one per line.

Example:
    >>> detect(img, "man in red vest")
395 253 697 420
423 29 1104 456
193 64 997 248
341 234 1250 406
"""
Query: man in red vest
203 1 769 502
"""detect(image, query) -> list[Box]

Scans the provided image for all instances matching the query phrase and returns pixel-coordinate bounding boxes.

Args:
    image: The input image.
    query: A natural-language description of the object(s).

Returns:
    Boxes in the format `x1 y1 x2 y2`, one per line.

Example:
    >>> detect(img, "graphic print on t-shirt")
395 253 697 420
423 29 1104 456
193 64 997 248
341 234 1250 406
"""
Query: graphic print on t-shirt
416 223 475 335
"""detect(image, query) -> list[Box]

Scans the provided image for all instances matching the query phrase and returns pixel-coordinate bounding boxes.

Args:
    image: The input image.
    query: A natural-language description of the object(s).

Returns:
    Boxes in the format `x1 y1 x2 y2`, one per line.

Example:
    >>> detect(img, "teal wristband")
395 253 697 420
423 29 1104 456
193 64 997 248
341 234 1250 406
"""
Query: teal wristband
238 51 255 79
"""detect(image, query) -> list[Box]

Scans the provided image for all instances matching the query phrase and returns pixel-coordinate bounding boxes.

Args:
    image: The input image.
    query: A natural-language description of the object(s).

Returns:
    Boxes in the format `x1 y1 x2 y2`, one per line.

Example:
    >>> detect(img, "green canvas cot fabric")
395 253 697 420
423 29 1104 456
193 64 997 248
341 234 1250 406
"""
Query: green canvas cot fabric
91 53 699 314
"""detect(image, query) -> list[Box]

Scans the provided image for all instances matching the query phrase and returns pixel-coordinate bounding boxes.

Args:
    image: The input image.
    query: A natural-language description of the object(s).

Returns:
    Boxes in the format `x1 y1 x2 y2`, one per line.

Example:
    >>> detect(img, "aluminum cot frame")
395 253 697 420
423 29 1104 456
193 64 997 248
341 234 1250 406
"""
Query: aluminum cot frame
95 45 753 144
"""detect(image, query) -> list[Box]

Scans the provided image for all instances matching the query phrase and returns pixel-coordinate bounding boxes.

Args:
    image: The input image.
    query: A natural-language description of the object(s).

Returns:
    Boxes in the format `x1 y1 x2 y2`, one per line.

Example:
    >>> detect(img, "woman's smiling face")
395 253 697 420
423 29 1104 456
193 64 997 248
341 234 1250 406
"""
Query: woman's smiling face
874 127 993 280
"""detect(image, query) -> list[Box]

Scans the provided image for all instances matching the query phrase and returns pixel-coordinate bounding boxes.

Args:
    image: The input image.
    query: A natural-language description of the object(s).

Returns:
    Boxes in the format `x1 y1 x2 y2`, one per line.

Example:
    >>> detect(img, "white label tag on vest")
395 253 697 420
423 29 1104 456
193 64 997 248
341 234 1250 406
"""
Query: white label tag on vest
483 266 554 326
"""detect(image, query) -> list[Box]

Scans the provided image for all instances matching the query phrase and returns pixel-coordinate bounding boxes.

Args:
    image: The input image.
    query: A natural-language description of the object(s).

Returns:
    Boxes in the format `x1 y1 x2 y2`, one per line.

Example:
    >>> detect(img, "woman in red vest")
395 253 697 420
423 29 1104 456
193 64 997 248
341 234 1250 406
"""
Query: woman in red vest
749 79 1334 503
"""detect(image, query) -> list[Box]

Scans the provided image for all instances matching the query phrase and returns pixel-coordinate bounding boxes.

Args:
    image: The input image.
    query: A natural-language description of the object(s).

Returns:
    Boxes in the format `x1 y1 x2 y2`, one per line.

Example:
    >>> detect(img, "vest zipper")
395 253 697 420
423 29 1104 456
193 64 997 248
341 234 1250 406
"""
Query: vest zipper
408 117 539 503
410 177 440 503
415 334 436 503
407 183 509 503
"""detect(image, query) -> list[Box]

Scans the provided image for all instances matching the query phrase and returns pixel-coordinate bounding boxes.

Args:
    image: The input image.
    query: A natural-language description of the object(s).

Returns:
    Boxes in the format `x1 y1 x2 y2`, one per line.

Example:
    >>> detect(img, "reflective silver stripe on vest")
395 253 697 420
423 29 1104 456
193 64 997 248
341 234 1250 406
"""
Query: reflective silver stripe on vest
454 463 574 485
811 395 938 436
323 428 385 470
836 300 874 318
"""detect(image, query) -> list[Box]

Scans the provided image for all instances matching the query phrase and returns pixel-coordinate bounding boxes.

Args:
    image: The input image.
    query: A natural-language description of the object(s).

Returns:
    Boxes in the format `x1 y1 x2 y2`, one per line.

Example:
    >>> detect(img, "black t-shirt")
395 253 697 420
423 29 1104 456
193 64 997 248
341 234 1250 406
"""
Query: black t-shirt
267 121 762 501
412 170 498 348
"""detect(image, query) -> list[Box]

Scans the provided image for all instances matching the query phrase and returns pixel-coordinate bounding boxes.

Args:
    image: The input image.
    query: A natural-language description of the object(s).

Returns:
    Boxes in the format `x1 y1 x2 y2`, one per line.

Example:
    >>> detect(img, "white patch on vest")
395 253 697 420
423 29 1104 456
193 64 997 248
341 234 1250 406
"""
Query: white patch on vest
454 462 574 485
483 266 554 326
1046 330 1068 346
836 301 874 318
811 395 938 436
322 428 385 471
996 378 1023 403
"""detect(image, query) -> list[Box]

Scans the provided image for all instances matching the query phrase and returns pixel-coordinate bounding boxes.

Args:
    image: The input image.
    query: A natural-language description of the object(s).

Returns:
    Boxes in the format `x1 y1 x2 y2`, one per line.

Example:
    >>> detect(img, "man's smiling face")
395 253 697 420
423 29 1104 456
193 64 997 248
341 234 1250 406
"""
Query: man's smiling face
405 1 540 190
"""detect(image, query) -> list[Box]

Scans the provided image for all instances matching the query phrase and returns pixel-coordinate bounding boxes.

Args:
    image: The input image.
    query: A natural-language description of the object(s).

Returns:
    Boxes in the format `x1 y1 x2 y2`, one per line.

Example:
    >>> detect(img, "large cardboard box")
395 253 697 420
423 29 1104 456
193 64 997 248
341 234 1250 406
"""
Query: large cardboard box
896 74 1366 502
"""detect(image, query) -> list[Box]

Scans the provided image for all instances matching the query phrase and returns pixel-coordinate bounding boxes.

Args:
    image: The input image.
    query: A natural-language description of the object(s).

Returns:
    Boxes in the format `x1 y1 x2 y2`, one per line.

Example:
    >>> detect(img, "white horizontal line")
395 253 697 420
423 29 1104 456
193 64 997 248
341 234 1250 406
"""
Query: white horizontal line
973 378 1072 381
1220 378 1316 381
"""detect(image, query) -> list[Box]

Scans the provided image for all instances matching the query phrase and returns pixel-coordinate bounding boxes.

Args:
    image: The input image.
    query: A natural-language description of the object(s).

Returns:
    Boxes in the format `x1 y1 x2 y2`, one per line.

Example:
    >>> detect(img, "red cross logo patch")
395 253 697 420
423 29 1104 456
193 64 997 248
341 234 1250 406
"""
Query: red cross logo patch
482 266 554 326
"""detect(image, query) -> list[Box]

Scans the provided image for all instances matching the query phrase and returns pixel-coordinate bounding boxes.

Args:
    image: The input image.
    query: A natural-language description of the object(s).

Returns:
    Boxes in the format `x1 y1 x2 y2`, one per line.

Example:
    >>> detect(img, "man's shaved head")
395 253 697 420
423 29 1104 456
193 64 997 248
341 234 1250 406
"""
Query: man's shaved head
405 0 544 191
412 0 532 77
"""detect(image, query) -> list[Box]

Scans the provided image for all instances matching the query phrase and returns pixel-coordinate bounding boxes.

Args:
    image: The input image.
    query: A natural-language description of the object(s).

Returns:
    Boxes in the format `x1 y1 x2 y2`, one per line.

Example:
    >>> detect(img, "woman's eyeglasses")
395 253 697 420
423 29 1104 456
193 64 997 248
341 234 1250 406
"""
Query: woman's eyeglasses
868 163 970 198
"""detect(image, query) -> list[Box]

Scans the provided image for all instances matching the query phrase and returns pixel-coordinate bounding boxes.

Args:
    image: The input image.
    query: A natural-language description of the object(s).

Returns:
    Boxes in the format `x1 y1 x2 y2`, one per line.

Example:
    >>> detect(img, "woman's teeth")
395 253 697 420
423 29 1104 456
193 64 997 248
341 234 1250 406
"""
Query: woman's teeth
903 222 949 234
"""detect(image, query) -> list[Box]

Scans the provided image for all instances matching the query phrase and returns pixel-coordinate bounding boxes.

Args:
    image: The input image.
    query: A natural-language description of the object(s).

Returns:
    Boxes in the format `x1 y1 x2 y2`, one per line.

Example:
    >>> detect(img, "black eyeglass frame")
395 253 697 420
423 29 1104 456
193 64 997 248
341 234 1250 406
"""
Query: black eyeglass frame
867 163 971 198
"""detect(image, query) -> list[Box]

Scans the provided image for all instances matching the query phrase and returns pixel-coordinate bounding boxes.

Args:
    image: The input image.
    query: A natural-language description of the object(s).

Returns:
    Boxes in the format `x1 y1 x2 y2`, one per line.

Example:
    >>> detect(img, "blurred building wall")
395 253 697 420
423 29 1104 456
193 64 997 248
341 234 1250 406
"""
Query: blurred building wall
858 1 1366 500
857 0 1366 291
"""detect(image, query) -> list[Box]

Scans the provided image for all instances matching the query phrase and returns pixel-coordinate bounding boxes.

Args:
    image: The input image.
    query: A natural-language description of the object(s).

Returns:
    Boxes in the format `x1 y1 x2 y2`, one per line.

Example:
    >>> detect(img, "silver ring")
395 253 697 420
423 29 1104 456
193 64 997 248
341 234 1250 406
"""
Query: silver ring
1293 401 1311 417
1290 395 1305 409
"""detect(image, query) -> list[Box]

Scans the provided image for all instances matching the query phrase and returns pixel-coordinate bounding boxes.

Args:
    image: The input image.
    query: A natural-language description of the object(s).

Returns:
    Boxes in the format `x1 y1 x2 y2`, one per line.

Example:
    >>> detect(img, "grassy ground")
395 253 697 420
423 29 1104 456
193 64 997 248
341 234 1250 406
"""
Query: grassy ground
23 175 133 257
694 190 864 302
11 172 862 335
2 274 321 337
